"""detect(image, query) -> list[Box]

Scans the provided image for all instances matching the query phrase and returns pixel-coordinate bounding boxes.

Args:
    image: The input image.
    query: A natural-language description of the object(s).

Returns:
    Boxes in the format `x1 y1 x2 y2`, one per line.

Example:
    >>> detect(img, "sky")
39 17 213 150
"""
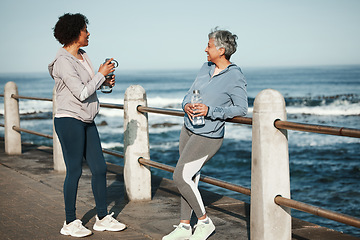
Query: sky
0 0 359 73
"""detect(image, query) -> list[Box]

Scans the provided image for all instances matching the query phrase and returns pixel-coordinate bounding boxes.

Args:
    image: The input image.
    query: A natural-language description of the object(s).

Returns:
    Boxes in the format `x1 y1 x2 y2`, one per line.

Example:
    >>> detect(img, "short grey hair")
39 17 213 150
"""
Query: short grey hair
208 27 238 60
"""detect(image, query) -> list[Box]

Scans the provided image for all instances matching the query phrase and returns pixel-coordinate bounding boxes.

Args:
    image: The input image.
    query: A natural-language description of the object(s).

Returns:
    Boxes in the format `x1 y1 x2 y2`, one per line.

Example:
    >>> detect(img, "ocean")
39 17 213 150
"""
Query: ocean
0 65 359 237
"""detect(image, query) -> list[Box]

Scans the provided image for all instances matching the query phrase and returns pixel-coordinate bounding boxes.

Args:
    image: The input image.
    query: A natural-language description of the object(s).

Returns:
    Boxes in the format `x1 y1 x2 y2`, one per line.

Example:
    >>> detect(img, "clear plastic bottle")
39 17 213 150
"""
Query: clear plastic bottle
191 90 205 126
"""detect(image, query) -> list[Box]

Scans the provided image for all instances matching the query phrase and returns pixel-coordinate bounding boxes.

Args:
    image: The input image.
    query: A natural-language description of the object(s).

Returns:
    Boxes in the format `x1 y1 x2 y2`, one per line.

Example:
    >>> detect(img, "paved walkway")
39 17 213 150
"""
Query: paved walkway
0 138 358 240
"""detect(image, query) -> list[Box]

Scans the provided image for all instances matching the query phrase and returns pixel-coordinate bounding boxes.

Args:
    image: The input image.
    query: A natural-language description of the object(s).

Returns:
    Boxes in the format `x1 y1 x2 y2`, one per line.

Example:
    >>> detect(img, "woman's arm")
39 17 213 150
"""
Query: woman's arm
207 79 248 120
54 57 114 101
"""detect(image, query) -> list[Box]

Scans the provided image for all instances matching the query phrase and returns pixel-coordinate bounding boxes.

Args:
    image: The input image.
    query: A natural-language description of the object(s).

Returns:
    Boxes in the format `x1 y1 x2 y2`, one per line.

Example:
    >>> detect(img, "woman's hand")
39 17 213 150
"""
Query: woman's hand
98 58 116 77
184 103 208 120
104 75 116 87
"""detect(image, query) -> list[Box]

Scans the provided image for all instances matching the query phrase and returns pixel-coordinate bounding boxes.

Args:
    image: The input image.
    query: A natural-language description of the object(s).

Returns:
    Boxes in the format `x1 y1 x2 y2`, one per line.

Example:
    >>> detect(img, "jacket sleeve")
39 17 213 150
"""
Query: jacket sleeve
207 75 248 120
54 56 105 102
181 81 196 110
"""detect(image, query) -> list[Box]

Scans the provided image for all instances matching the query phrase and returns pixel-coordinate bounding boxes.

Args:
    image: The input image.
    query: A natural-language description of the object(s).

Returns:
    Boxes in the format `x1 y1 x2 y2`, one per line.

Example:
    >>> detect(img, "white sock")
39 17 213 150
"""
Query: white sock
179 223 191 229
198 216 209 224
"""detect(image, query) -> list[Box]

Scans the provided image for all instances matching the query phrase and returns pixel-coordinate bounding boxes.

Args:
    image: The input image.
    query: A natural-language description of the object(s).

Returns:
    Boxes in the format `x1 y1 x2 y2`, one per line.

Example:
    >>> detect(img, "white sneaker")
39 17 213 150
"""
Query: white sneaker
93 212 126 232
162 223 192 240
60 219 92 237
189 218 215 240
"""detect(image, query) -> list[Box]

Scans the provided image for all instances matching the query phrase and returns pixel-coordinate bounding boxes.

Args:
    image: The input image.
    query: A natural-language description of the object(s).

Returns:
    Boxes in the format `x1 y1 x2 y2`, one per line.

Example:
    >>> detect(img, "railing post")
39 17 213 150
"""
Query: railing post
52 88 66 172
123 85 151 201
4 81 21 154
250 89 291 240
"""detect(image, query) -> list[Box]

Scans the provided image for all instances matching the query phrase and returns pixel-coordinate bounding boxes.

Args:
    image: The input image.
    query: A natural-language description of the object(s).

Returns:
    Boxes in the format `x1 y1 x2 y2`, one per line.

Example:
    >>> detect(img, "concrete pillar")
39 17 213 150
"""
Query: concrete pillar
4 81 21 154
123 85 151 201
250 89 291 240
52 88 66 172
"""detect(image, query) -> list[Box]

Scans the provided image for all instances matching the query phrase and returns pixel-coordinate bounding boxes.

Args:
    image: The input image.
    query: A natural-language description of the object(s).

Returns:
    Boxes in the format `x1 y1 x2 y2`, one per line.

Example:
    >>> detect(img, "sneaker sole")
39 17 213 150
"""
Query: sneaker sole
162 237 190 240
93 225 127 232
190 226 215 240
60 229 92 238
205 227 216 239
162 232 192 240
207 230 216 239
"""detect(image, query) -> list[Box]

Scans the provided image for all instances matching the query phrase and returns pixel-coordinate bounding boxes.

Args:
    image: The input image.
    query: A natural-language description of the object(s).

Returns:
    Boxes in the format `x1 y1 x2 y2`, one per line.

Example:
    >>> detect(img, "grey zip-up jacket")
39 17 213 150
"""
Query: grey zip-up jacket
182 62 248 138
48 48 106 123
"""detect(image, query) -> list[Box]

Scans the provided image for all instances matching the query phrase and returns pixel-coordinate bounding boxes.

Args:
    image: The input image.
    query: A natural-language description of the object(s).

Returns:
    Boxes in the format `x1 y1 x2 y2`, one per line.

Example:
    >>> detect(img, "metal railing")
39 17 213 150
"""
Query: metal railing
1 94 125 156
137 105 360 137
138 157 252 196
136 105 360 230
12 126 52 139
275 119 360 138
1 91 360 232
11 94 52 102
139 156 360 228
274 195 360 228
137 105 253 125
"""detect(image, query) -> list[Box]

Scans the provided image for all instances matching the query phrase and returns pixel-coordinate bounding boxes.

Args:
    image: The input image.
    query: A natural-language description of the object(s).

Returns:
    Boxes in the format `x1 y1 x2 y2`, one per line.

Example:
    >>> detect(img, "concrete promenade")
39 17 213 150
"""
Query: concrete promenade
0 137 358 240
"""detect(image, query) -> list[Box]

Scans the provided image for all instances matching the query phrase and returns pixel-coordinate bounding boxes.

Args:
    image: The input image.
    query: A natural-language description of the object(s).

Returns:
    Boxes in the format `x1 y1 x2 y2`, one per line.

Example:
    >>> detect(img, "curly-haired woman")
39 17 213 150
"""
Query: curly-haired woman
48 13 125 237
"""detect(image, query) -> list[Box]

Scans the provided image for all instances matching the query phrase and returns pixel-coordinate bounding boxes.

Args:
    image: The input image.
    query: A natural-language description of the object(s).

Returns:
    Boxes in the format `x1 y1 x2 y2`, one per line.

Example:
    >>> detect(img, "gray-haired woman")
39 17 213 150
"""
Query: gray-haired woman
162 28 248 240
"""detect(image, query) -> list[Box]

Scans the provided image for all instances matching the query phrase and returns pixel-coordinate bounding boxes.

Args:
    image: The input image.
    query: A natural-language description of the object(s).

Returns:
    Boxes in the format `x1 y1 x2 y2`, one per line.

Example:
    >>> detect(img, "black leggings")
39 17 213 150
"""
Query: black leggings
54 117 108 223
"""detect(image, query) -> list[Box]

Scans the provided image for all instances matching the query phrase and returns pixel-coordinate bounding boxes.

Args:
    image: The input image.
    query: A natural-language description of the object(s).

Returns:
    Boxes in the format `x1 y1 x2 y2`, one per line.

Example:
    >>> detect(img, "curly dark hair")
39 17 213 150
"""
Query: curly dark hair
53 13 89 46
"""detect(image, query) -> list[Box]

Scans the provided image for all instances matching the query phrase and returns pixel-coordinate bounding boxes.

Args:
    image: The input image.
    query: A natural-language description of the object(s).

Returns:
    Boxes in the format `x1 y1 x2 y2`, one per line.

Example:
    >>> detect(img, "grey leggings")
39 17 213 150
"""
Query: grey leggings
173 126 223 220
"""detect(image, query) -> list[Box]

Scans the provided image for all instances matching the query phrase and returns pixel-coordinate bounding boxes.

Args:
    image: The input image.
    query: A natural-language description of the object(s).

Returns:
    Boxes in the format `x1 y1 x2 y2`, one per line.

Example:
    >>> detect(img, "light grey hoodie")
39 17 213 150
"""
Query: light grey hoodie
48 48 106 123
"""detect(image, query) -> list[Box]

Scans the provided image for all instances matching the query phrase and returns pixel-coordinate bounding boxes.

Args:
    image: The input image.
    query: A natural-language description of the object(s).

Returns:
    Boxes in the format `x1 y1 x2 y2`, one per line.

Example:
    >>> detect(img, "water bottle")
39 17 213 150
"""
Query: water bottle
191 90 205 126
101 58 119 94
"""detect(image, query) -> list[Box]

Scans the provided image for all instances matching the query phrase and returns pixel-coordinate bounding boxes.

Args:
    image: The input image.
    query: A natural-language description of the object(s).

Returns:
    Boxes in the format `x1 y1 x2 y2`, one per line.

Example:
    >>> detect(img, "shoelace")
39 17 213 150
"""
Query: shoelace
106 213 117 224
193 222 206 230
172 224 189 230
72 220 86 230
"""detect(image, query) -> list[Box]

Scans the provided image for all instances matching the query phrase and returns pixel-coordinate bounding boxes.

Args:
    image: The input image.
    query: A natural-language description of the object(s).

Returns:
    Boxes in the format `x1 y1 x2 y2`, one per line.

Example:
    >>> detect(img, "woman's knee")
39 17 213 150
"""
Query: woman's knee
173 167 186 187
66 168 82 181
91 163 107 177
173 168 182 184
